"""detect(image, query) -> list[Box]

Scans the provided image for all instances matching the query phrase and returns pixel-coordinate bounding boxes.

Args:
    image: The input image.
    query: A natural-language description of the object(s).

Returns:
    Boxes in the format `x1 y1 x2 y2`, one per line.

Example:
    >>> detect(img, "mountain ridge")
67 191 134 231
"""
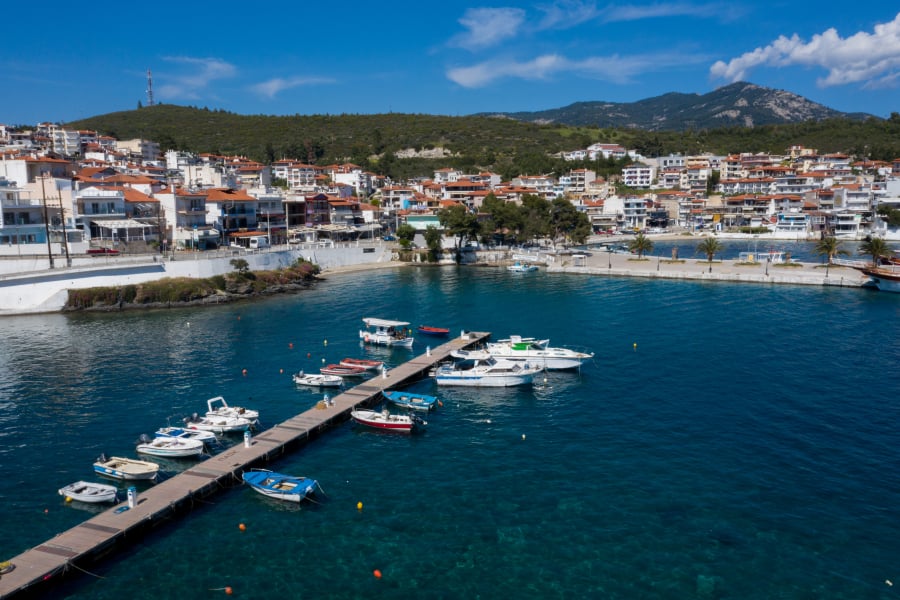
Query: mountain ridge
474 82 876 130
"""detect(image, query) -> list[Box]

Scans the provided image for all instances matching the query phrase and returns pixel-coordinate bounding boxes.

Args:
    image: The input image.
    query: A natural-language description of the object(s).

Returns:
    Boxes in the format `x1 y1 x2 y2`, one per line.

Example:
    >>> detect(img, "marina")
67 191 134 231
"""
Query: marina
0 266 897 599
0 331 489 598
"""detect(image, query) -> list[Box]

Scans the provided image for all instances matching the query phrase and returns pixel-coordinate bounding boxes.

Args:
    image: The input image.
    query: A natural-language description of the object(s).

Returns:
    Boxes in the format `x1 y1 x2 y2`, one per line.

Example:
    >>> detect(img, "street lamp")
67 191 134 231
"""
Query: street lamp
40 172 54 269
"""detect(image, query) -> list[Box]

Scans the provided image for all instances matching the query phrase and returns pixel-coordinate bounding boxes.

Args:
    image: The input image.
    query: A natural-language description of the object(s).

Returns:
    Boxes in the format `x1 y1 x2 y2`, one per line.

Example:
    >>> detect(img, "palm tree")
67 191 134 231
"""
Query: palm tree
628 233 653 260
859 236 892 267
696 237 723 273
814 236 848 277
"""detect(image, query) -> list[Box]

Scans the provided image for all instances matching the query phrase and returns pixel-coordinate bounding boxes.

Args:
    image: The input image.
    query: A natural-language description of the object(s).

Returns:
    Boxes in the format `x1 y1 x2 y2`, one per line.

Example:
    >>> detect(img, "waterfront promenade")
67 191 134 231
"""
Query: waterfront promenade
0 332 488 599
545 247 869 289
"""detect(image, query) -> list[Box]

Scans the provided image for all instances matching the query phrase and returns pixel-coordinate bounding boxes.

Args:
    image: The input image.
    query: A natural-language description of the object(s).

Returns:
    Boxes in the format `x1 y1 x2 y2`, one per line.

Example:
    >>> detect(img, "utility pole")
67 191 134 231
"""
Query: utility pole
58 197 71 267
40 172 54 269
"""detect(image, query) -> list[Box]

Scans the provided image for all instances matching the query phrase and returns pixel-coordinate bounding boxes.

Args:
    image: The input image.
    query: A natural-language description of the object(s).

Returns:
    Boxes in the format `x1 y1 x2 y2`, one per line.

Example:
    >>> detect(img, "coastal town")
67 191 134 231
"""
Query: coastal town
2 121 900 261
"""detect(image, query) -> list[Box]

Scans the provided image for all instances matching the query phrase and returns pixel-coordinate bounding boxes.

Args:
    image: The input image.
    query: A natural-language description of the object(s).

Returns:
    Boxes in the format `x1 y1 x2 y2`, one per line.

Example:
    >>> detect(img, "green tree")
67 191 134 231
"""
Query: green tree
424 225 443 262
696 237 723 272
396 223 416 249
229 258 250 274
549 198 591 246
859 236 892 266
814 236 849 276
438 204 480 262
628 233 653 259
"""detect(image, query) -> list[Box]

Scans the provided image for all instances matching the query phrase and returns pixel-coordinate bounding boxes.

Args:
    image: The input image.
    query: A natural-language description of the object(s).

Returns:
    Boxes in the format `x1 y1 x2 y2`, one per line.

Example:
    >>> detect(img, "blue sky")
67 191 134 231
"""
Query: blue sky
2 2 899 126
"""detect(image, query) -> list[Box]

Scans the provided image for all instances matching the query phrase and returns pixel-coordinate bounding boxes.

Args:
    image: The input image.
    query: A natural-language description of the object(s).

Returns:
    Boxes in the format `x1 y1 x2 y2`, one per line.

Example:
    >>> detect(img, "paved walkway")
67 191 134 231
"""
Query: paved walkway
546 250 870 288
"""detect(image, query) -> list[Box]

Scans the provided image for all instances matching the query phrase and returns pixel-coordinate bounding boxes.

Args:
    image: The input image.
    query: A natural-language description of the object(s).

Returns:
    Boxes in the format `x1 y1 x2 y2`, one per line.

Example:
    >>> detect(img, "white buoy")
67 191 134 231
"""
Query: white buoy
243 430 252 448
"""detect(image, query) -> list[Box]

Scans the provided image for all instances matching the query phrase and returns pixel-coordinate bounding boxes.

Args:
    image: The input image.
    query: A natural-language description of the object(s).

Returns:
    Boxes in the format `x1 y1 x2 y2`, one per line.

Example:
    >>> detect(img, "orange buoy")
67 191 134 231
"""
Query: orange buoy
238 523 246 531
307 352 311 358
289 342 294 349
373 569 382 579
225 586 233 595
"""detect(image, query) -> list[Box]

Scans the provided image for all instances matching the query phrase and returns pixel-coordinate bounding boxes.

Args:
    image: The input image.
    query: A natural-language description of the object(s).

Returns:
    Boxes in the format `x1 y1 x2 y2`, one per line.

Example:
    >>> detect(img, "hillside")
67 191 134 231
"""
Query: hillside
477 82 875 130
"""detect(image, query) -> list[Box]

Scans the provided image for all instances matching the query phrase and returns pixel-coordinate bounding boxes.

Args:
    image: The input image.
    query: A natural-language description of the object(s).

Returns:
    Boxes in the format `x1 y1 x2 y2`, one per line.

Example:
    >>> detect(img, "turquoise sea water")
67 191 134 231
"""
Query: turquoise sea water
1 266 899 599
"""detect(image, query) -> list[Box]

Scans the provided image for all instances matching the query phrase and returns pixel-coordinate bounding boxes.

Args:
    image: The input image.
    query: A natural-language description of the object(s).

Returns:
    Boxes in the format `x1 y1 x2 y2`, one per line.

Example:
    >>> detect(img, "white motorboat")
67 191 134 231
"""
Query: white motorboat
350 408 425 433
434 350 541 387
59 480 119 503
360 317 414 348
155 426 219 446
205 396 259 424
293 371 343 388
484 335 594 370
183 412 253 434
136 434 205 458
93 455 160 481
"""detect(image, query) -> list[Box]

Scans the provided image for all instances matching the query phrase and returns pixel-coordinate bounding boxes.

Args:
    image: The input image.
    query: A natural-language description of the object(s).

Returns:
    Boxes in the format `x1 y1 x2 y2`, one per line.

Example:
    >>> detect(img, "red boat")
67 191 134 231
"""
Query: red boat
339 358 384 371
417 325 450 337
320 364 368 377
350 408 424 433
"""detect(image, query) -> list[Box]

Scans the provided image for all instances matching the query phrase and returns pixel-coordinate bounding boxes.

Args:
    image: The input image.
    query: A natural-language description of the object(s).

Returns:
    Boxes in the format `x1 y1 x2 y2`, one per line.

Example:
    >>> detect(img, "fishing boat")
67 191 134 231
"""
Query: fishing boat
293 371 343 388
435 350 541 387
320 363 368 377
507 262 538 272
205 396 259 424
350 408 425 433
154 426 219 446
339 357 384 371
416 325 450 337
136 434 205 458
93 455 160 481
861 265 900 293
241 469 319 503
58 480 119 503
360 317 414 348
484 335 594 370
383 390 440 412
183 412 253 434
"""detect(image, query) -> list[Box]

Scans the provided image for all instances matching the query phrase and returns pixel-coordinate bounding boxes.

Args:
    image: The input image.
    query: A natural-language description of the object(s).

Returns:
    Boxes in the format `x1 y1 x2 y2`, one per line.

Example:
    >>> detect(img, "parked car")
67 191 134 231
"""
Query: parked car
382 235 396 241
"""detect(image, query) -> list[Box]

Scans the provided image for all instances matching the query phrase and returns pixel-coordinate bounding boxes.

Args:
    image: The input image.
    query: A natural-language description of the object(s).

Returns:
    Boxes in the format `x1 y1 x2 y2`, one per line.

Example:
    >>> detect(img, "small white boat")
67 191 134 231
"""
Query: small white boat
205 396 259 424
242 469 319 503
339 357 384 371
507 261 538 272
136 434 205 458
183 412 253 434
484 335 594 370
155 426 219 445
293 371 343 388
435 350 541 387
93 455 160 481
58 480 119 504
360 317 414 348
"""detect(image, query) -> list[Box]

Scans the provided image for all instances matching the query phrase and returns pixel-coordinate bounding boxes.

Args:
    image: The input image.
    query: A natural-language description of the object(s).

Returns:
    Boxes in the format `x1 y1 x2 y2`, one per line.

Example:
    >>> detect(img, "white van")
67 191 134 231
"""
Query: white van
248 236 270 249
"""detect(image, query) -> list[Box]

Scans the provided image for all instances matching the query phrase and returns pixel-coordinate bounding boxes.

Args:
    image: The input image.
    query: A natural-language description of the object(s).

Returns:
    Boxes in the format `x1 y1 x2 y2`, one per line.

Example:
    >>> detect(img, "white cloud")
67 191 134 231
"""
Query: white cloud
251 76 335 98
710 12 900 88
450 7 526 51
447 51 702 87
599 2 721 23
156 56 236 100
536 0 600 30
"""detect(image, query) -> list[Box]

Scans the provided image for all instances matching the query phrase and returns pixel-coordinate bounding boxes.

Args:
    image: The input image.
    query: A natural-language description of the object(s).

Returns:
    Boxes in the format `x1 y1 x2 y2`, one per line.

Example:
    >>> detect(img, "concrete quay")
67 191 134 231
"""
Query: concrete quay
544 249 869 289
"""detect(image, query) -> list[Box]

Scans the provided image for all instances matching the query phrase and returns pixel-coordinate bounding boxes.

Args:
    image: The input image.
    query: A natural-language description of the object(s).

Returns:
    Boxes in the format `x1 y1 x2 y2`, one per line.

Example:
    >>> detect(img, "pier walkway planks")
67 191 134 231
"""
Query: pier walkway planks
0 332 489 599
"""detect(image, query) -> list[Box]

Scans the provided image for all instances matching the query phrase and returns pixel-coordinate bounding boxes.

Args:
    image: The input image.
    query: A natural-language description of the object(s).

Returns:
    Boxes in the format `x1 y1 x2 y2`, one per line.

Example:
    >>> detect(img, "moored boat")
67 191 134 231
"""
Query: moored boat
136 434 205 458
205 396 259 424
58 480 119 503
416 325 450 337
154 426 219 446
93 455 160 481
321 363 368 377
383 390 440 412
507 262 538 272
484 335 594 370
183 412 253 434
861 265 900 293
241 469 319 503
350 408 425 433
293 371 343 388
360 317 414 348
339 357 384 371
435 350 541 387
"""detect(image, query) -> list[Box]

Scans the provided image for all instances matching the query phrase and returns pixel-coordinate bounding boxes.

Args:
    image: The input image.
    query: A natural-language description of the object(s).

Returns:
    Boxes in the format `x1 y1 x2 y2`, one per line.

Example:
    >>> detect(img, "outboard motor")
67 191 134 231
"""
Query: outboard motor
138 434 152 444
97 452 108 463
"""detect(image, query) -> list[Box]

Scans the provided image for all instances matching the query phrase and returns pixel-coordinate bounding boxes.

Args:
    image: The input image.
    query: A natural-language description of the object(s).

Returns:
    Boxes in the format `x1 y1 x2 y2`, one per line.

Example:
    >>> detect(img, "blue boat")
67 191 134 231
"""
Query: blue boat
241 469 318 503
383 390 441 412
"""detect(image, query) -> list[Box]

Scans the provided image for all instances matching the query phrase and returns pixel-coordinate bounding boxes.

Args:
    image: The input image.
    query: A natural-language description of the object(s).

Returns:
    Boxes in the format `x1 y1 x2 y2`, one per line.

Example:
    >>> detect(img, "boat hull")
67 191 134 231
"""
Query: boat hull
383 390 439 411
417 326 450 337
58 481 119 503
242 470 317 503
434 372 534 387
293 373 343 387
137 437 205 458
350 409 419 432
93 457 159 481
862 268 900 293
360 331 414 347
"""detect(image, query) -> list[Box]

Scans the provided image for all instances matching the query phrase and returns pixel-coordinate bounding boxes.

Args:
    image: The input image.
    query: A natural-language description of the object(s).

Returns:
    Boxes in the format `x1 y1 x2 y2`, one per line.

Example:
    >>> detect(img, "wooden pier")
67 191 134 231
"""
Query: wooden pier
0 332 490 599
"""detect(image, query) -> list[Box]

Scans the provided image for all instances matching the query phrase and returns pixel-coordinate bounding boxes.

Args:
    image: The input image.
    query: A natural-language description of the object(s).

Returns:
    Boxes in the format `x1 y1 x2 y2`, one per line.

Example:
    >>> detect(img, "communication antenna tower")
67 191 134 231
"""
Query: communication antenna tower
146 69 154 106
